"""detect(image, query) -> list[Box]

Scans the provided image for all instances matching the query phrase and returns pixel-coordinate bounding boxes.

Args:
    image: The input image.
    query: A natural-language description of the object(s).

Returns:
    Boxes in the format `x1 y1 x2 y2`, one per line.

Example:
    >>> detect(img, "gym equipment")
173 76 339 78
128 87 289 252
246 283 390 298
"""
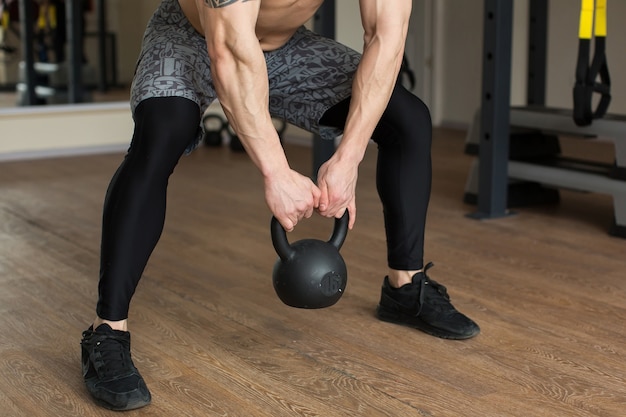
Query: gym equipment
311 0 336 179
573 0 610 126
16 60 96 105
219 116 288 152
16 0 110 104
465 106 626 237
227 122 245 152
202 113 225 147
0 3 16 55
271 212 349 309
467 1 625 237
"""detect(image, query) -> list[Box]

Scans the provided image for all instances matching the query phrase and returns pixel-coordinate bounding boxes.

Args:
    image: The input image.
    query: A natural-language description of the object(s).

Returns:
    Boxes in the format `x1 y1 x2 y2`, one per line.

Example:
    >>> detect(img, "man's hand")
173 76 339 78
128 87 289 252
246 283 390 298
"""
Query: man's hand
264 169 321 232
316 156 358 230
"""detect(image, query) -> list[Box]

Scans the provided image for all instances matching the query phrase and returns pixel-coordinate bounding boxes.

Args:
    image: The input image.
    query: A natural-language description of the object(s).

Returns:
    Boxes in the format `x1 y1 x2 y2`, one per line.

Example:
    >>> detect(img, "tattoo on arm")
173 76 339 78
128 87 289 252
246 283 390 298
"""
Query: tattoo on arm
203 0 251 8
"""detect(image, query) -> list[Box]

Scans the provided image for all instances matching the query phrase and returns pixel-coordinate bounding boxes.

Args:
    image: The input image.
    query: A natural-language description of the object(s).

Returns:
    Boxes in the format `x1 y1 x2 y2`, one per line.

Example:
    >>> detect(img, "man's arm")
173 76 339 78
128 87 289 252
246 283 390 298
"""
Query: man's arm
196 0 282 176
348 0 412 150
195 0 320 231
316 0 412 227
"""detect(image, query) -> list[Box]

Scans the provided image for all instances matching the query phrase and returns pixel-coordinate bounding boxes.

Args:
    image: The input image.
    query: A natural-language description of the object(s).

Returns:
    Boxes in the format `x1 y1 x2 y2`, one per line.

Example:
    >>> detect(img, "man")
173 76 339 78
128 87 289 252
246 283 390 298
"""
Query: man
80 0 480 411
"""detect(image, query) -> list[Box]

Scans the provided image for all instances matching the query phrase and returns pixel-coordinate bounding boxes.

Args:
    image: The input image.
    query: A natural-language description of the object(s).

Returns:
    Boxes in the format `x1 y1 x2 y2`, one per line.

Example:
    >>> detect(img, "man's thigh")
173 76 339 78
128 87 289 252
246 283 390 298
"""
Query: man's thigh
266 27 361 140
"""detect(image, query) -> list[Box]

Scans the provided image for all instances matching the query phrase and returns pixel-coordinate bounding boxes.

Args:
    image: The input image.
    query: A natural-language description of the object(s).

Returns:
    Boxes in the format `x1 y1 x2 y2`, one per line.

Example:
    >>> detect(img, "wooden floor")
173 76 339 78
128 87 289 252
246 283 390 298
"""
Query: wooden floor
1 128 625 416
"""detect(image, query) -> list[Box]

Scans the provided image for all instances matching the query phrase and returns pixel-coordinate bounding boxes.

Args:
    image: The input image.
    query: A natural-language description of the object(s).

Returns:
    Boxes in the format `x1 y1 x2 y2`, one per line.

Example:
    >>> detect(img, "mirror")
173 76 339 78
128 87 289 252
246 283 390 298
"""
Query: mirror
0 0 161 110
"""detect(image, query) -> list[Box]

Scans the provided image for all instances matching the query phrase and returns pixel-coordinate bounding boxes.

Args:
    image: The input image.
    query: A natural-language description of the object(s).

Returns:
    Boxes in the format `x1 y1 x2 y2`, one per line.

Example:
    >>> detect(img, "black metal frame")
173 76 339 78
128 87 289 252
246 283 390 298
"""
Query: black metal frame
469 0 551 219
527 0 548 106
311 0 336 180
17 0 113 104
96 0 107 92
18 0 36 104
66 0 84 103
468 0 514 219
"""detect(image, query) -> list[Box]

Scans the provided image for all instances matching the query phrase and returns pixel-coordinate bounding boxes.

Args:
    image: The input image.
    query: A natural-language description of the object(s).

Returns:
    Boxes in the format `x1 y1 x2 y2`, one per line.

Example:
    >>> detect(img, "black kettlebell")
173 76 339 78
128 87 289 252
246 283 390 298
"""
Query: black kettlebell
227 117 287 152
202 113 226 147
226 123 246 152
271 212 349 309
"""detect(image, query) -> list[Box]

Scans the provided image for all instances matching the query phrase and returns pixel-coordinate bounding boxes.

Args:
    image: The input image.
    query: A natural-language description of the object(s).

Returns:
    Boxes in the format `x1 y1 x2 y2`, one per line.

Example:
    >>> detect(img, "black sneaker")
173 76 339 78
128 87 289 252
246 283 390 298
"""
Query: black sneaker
376 263 480 340
80 324 151 410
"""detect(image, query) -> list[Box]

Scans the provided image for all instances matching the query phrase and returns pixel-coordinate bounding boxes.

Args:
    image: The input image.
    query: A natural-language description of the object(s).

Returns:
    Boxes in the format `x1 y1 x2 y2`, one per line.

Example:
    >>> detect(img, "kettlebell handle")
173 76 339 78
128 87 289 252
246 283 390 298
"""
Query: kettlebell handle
270 212 349 261
328 211 349 250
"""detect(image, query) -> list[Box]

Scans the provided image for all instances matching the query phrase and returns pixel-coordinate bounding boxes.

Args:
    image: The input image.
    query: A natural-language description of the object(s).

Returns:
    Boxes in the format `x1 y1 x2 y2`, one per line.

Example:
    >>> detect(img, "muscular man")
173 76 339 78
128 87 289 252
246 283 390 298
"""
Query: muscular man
80 0 480 411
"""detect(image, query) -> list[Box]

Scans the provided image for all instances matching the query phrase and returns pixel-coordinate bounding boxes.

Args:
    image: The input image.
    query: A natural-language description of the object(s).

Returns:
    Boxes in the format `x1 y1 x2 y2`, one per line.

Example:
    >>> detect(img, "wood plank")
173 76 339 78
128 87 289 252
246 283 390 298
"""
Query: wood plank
1 128 625 416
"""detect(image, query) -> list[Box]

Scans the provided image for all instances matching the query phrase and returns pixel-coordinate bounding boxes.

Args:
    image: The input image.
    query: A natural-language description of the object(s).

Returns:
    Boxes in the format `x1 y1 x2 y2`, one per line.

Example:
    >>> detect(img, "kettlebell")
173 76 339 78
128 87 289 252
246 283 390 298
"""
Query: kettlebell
271 212 349 309
227 123 246 152
202 113 226 147
227 117 288 152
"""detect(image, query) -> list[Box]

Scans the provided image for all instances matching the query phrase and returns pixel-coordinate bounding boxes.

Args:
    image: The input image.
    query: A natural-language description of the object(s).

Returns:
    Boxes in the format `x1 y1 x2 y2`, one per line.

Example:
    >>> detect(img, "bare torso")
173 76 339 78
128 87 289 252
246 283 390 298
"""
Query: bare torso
178 0 325 51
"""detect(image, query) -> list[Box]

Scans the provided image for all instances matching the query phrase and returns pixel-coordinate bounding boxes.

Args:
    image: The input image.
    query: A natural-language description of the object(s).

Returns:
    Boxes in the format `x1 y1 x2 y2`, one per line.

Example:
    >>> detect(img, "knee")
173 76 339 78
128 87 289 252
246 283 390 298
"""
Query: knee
126 129 183 180
129 98 201 175
373 85 432 149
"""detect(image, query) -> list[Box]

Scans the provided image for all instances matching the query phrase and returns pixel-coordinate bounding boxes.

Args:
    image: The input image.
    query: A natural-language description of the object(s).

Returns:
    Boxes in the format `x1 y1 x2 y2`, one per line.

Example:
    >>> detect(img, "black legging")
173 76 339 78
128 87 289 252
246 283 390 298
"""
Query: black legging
97 97 201 320
97 85 431 321
320 82 432 272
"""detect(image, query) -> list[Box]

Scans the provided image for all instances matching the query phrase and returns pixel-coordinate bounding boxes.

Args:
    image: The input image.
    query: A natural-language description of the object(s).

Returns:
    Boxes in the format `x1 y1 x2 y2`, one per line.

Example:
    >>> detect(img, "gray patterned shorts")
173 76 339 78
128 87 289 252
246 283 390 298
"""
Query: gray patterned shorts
131 0 361 148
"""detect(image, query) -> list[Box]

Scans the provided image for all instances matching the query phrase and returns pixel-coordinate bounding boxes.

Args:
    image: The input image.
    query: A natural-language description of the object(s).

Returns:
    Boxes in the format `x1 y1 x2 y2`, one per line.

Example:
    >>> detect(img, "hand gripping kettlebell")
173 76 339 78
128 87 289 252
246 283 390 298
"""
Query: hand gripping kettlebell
271 212 349 308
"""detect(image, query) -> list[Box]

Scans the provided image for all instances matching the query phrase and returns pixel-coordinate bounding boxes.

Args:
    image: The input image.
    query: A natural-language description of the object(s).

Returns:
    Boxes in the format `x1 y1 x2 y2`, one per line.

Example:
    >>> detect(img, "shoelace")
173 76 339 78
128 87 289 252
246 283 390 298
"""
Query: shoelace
89 332 133 378
419 262 451 309
386 263 452 316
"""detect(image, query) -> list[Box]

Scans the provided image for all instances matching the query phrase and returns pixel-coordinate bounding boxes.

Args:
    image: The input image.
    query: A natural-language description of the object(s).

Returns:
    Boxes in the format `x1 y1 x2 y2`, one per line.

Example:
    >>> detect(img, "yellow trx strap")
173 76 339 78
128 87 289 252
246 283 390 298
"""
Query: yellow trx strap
573 0 610 126
37 4 58 31
578 0 595 39
1 10 9 31
49 5 57 30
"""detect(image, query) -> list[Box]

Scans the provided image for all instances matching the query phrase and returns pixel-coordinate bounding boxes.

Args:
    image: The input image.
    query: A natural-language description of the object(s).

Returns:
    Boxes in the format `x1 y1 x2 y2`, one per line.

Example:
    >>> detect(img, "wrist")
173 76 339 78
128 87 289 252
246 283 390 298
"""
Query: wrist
334 137 367 165
260 152 291 179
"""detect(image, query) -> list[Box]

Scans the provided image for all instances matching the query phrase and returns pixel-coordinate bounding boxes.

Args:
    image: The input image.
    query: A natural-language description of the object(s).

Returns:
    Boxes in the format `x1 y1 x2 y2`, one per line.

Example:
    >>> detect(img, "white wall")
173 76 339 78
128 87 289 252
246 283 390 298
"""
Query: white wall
335 0 435 107
336 0 363 52
334 0 529 127
0 103 133 160
103 0 162 85
433 0 528 127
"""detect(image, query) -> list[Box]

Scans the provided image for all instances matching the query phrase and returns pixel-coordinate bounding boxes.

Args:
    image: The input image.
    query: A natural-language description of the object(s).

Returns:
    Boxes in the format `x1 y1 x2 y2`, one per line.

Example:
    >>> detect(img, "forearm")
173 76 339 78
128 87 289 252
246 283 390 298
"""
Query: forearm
336 0 411 165
336 35 406 163
211 48 289 178
199 0 289 179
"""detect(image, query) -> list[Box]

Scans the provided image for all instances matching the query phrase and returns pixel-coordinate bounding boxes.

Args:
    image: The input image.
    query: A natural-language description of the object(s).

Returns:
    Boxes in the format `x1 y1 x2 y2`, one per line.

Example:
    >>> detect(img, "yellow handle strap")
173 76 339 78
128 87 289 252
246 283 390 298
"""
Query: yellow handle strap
1 10 9 30
36 5 58 30
579 0 594 39
49 5 57 29
579 0 607 39
594 0 607 37
37 7 47 30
